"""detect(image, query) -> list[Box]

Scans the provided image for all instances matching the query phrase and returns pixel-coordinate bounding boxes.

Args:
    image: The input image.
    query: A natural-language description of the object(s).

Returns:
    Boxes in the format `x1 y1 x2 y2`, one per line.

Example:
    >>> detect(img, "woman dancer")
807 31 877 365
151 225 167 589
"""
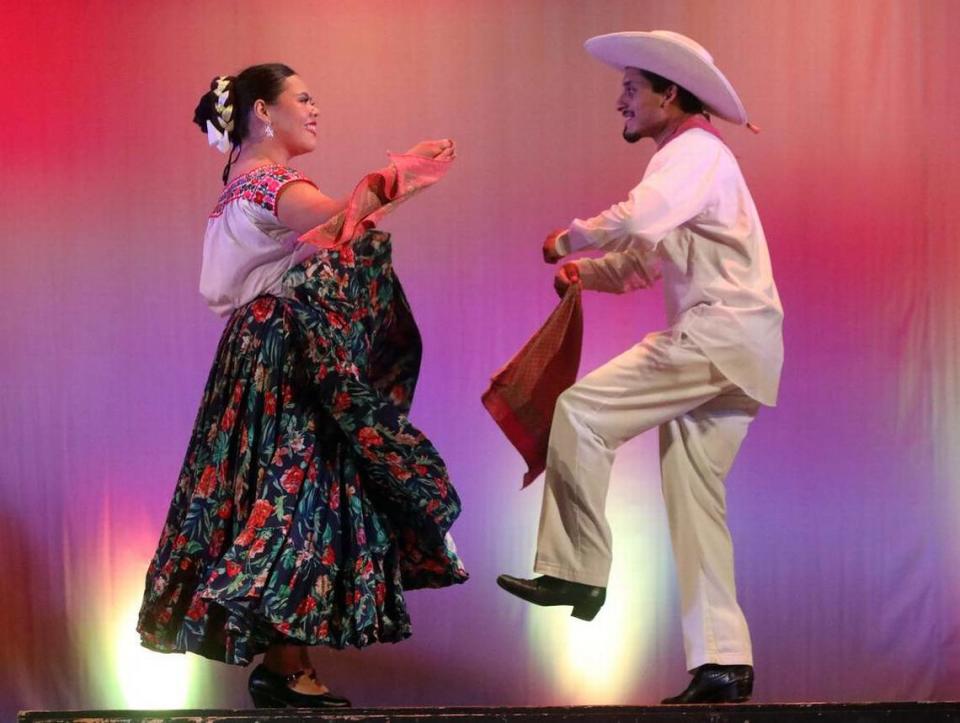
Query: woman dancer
137 63 468 709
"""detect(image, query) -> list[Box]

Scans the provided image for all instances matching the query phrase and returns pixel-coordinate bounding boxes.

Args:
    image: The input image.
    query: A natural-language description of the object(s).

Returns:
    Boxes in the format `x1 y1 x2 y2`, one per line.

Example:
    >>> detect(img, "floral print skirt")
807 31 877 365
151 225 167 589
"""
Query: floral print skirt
138 231 468 665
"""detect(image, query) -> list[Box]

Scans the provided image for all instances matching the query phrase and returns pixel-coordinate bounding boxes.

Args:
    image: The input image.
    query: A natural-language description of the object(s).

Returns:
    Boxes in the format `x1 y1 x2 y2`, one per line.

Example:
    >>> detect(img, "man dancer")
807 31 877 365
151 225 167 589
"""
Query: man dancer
497 31 783 704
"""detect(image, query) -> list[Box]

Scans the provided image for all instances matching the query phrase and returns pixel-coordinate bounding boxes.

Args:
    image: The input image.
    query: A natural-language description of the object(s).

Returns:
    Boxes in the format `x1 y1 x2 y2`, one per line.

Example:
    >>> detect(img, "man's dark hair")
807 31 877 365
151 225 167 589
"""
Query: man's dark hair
639 69 706 115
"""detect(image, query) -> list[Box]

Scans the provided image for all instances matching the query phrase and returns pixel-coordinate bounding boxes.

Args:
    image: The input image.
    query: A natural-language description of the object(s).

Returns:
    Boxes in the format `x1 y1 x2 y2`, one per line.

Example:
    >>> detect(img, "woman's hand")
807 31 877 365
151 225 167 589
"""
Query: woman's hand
403 138 456 160
553 262 581 298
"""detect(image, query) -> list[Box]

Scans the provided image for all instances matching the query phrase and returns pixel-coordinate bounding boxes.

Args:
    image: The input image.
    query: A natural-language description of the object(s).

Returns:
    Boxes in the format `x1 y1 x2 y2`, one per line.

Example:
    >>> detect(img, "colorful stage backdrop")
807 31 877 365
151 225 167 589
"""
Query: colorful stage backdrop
2 0 958 717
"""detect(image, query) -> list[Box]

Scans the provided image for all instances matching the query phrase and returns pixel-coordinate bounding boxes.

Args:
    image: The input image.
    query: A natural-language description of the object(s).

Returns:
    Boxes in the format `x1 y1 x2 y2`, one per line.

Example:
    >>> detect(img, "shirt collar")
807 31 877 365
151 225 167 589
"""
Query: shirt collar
661 115 724 147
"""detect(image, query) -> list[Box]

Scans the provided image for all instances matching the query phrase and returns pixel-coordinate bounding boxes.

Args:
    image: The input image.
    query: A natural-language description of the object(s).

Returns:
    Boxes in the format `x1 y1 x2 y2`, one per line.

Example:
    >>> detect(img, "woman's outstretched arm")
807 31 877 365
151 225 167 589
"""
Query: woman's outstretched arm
275 139 454 235
276 183 348 234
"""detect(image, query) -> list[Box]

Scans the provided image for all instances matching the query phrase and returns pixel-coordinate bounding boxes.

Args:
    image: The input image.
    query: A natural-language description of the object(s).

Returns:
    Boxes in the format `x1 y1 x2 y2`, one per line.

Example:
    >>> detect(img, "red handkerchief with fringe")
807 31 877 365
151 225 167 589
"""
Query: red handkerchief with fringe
482 285 583 488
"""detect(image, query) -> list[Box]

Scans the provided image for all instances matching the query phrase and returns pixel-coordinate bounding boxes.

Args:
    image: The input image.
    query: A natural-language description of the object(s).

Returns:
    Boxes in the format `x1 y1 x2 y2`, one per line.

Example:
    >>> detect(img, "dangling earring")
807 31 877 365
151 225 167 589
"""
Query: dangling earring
264 123 274 139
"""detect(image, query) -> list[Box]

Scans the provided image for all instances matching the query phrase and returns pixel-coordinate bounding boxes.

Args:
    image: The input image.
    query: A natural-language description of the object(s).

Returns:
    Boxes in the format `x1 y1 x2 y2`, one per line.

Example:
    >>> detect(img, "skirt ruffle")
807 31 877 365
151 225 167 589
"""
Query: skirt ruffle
138 231 467 665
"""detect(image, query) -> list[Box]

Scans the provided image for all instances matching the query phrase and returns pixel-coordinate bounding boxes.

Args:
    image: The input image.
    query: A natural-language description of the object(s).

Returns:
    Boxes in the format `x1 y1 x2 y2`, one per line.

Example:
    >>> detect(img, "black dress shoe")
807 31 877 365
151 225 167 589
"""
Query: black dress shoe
248 664 352 708
496 574 606 621
661 664 753 704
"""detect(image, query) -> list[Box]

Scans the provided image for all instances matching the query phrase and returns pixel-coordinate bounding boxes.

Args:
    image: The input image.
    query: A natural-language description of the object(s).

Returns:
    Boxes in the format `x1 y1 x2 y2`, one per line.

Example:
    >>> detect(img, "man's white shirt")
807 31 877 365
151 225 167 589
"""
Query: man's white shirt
557 127 783 406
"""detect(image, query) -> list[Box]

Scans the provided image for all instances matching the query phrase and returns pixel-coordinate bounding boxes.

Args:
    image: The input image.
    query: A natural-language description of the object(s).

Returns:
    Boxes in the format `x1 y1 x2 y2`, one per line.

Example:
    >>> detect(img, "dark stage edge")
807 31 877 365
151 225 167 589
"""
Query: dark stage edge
17 702 960 723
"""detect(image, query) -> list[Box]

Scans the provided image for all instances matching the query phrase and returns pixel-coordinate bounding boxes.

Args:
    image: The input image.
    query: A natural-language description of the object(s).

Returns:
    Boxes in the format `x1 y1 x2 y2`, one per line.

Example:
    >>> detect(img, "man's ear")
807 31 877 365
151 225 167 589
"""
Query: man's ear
662 84 679 108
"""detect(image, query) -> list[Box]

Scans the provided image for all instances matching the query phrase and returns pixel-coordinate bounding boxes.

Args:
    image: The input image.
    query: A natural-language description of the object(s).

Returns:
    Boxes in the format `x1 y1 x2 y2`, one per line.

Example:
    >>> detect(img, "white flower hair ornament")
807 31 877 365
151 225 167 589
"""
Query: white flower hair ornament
205 76 235 154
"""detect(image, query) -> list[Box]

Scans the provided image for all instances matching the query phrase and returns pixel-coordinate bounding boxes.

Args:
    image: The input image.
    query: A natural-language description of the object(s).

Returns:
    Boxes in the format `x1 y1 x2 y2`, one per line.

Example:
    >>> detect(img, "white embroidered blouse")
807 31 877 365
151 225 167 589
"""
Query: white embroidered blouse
199 165 316 316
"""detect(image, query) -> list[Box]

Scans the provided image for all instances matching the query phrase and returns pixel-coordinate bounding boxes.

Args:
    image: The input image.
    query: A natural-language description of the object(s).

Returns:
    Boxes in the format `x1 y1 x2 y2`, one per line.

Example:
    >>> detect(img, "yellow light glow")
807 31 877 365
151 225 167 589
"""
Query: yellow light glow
528 464 671 703
113 592 198 708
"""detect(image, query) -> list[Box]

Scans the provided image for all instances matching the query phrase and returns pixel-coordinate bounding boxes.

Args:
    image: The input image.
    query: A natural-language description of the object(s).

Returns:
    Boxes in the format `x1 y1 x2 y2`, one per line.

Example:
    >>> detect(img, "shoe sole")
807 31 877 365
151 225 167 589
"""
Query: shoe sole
250 691 283 708
661 682 753 705
249 689 352 709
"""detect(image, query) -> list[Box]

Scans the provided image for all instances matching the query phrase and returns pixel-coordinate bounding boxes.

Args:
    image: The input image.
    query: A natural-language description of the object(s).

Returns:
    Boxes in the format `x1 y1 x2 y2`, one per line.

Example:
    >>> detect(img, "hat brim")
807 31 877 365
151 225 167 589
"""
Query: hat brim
585 32 747 125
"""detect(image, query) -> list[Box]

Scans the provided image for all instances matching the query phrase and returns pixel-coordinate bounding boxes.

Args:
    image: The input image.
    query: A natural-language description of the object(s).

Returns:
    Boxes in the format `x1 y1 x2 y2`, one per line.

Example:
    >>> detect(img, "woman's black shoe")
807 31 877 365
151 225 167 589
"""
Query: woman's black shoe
661 664 753 704
496 574 606 621
248 664 351 708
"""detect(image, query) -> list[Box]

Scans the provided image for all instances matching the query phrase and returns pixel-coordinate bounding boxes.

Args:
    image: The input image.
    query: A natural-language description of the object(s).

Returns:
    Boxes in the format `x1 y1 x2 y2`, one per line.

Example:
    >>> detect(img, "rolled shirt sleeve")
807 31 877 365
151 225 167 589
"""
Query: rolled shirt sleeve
565 136 724 254
575 248 661 294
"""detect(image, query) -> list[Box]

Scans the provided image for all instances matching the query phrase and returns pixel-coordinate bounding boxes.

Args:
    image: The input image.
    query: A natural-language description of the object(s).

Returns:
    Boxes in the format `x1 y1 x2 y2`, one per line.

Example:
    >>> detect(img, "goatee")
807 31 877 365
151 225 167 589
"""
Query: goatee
622 128 642 144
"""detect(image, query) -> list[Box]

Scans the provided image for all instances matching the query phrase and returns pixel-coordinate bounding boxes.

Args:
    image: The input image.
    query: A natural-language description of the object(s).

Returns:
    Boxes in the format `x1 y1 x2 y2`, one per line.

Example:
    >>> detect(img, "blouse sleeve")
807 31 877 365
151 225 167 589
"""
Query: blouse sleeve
253 166 317 224
211 166 317 228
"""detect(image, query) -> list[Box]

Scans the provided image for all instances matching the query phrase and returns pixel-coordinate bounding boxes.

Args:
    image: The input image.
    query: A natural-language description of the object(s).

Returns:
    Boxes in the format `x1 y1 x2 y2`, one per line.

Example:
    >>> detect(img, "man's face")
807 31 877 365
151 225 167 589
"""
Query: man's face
617 68 665 143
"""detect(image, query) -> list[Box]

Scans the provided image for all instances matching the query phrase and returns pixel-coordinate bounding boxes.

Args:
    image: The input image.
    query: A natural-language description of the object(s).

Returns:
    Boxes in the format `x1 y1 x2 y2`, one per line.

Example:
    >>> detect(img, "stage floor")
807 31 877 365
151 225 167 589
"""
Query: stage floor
17 701 960 722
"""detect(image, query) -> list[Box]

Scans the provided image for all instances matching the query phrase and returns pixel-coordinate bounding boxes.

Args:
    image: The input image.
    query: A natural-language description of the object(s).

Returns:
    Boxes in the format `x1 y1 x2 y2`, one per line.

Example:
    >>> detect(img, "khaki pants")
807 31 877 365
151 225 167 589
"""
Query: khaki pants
534 330 758 670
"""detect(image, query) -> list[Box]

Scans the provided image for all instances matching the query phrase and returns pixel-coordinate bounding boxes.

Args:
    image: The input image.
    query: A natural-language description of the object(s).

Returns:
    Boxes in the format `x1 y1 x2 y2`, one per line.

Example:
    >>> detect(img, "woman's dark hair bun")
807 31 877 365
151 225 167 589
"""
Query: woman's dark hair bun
193 64 296 183
192 65 295 146
193 75 236 139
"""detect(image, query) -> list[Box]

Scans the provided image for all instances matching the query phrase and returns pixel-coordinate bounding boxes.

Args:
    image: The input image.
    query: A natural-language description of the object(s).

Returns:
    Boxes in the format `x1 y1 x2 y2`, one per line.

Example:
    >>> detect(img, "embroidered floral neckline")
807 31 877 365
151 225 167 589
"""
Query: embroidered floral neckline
210 164 308 219
223 163 285 190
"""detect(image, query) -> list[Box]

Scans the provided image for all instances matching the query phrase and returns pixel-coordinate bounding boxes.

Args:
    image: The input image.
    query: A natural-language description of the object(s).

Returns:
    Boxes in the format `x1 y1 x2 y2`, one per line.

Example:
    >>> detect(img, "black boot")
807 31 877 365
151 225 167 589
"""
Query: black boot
496 574 605 621
248 664 351 708
661 664 754 704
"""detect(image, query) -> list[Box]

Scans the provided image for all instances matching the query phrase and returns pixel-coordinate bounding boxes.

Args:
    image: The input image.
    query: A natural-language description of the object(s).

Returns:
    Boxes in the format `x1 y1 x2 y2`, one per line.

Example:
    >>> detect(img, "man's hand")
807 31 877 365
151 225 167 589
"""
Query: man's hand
553 262 581 298
543 229 568 264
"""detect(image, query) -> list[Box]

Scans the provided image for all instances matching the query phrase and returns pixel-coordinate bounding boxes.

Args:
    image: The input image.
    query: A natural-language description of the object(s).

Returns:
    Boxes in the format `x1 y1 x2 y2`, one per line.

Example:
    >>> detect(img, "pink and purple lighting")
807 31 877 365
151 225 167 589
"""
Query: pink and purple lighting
1 0 959 717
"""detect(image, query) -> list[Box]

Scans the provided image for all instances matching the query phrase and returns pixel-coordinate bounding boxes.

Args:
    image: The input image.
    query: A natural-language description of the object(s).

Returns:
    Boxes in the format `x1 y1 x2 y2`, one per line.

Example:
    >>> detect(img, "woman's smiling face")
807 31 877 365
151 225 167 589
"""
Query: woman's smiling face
263 74 319 155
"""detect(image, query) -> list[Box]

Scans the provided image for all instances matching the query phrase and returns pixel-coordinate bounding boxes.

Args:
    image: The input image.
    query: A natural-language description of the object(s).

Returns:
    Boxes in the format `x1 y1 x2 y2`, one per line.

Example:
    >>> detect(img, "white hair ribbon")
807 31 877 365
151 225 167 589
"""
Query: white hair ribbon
206 119 232 154
206 76 235 153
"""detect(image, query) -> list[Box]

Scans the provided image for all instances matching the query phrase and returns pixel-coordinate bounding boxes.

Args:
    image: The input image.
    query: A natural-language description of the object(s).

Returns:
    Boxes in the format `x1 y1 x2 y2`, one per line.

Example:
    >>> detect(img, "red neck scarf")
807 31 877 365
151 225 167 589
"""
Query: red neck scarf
661 115 724 148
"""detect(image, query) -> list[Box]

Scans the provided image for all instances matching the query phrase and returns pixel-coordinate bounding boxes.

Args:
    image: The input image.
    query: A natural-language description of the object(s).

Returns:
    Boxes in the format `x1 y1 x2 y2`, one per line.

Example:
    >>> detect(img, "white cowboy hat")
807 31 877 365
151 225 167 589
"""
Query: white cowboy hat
584 30 747 125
